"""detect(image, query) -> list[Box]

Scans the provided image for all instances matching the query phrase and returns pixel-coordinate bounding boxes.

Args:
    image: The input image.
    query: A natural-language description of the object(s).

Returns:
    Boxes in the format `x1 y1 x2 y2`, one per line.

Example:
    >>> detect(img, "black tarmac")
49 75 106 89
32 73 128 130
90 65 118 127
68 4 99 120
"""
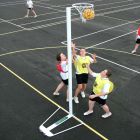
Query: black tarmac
0 0 140 140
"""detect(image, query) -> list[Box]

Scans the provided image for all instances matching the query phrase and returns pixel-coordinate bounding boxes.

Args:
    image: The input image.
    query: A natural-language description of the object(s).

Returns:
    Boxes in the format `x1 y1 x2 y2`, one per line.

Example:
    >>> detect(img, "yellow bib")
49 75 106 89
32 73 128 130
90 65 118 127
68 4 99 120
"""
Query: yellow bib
74 56 91 74
93 75 114 94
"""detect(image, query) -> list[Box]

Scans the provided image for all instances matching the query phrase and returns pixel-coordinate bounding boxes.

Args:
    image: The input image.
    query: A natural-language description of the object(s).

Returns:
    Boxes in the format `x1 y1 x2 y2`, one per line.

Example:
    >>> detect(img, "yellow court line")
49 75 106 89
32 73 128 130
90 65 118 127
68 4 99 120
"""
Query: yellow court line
0 63 108 140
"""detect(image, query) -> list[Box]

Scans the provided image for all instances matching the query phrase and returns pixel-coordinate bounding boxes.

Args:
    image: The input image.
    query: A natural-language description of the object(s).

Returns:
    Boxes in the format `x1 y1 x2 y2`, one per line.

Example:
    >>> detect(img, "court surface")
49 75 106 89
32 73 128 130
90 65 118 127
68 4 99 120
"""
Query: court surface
0 0 140 140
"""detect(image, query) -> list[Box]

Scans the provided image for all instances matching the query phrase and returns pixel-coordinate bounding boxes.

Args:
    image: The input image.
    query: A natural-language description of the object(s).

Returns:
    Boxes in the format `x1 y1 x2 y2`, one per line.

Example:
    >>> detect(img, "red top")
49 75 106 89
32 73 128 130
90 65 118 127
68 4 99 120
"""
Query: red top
137 27 140 36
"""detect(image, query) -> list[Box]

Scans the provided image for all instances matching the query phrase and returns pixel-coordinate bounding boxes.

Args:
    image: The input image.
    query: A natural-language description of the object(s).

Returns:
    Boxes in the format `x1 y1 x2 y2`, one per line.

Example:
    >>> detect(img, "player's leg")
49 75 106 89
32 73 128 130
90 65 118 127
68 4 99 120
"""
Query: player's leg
101 104 112 118
81 84 86 98
53 81 64 95
131 44 139 53
84 100 95 115
25 9 30 17
31 8 37 17
74 84 83 103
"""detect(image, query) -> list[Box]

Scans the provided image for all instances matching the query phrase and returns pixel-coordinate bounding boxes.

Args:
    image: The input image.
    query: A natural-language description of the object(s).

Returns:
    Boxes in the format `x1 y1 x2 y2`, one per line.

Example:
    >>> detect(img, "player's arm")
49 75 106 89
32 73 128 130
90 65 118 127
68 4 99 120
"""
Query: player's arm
87 64 98 76
87 64 93 75
89 84 110 99
89 93 106 99
91 53 97 63
71 42 77 60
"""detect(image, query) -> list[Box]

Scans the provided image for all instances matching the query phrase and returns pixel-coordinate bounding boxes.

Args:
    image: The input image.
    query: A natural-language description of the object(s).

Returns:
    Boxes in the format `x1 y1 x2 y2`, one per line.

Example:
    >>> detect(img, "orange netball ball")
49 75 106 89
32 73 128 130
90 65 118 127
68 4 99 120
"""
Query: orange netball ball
82 8 95 20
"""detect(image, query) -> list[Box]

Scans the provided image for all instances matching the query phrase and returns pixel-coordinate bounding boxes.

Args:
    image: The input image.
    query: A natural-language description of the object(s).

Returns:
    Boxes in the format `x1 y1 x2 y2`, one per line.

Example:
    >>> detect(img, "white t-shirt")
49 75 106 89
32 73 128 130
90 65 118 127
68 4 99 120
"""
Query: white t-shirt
60 61 68 80
27 0 33 8
91 72 110 99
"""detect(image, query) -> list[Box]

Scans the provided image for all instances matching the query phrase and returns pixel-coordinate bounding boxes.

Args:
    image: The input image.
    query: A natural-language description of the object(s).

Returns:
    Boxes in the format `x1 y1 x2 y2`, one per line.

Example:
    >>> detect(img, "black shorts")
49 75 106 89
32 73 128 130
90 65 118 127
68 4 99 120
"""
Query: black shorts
28 8 33 10
136 38 140 44
76 73 88 84
89 92 106 106
62 79 68 85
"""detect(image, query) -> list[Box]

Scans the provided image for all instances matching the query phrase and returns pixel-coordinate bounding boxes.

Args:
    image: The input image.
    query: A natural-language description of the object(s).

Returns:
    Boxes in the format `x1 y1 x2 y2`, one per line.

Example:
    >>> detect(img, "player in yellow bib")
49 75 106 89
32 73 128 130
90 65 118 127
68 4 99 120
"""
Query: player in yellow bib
72 43 96 103
84 65 113 118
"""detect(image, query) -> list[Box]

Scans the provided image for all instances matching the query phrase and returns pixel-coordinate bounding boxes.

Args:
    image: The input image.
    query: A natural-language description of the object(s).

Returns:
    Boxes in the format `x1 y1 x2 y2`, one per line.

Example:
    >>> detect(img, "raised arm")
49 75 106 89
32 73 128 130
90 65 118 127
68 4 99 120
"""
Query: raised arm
91 53 97 63
71 42 77 57
87 64 93 75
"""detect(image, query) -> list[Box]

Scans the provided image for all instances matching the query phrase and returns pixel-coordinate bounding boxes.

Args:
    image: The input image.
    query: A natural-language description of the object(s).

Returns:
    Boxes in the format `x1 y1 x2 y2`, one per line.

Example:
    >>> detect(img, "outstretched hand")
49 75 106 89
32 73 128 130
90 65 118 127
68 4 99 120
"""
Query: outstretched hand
71 42 76 48
92 53 97 63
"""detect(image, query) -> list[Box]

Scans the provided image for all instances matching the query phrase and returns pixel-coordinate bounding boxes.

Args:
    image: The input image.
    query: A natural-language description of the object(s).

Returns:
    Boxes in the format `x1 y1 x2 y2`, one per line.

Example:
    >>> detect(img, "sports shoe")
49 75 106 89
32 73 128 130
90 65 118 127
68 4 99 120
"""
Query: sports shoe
81 91 85 98
84 110 93 116
102 112 112 118
24 15 28 18
34 15 37 18
131 50 136 54
53 92 60 96
73 96 79 103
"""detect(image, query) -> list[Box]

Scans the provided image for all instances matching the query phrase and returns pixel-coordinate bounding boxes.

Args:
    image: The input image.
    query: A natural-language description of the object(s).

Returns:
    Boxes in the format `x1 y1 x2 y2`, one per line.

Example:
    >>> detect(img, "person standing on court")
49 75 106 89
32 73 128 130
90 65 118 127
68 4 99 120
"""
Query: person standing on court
84 65 113 118
53 53 69 102
25 0 37 18
131 26 140 54
72 42 96 104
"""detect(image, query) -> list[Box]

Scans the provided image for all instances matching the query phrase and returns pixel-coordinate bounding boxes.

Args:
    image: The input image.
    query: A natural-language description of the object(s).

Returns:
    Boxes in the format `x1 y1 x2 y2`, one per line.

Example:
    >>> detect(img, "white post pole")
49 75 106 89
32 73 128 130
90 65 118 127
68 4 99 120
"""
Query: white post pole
66 7 73 115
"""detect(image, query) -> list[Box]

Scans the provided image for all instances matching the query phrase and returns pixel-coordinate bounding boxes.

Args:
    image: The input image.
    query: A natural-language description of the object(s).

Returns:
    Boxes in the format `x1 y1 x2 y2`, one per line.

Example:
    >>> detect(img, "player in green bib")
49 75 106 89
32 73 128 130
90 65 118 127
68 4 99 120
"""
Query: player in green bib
84 65 113 118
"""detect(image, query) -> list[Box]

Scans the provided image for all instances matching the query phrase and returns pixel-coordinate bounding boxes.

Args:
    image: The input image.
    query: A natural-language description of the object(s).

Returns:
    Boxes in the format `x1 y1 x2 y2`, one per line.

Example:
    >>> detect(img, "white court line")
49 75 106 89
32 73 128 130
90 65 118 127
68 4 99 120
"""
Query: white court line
53 123 83 136
7 12 59 22
61 18 140 44
75 48 140 74
96 4 140 16
44 0 133 8
0 18 27 30
38 0 94 8
91 47 140 57
41 108 60 125
0 0 140 35
97 55 140 74
1 0 134 22
0 63 109 140
95 0 134 7
20 13 78 26
0 3 23 7
0 1 23 6
20 15 67 26
0 0 136 27
86 31 136 49
34 4 64 12
0 1 22 4
0 0 50 6
0 29 25 36
95 1 140 13
0 46 65 57
20 16 66 26
1 5 140 36
28 17 79 30
102 15 137 23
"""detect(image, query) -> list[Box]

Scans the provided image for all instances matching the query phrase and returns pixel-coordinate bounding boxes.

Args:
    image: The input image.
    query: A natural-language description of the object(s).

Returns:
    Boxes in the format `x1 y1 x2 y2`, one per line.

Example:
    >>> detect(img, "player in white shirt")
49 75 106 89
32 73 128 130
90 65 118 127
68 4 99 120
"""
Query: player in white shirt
53 53 69 102
25 0 37 18
131 26 140 54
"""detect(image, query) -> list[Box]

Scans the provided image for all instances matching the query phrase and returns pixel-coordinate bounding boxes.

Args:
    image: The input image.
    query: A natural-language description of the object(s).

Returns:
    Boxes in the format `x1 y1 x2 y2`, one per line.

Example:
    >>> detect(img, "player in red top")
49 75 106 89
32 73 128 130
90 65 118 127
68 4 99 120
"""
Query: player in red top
131 26 140 54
